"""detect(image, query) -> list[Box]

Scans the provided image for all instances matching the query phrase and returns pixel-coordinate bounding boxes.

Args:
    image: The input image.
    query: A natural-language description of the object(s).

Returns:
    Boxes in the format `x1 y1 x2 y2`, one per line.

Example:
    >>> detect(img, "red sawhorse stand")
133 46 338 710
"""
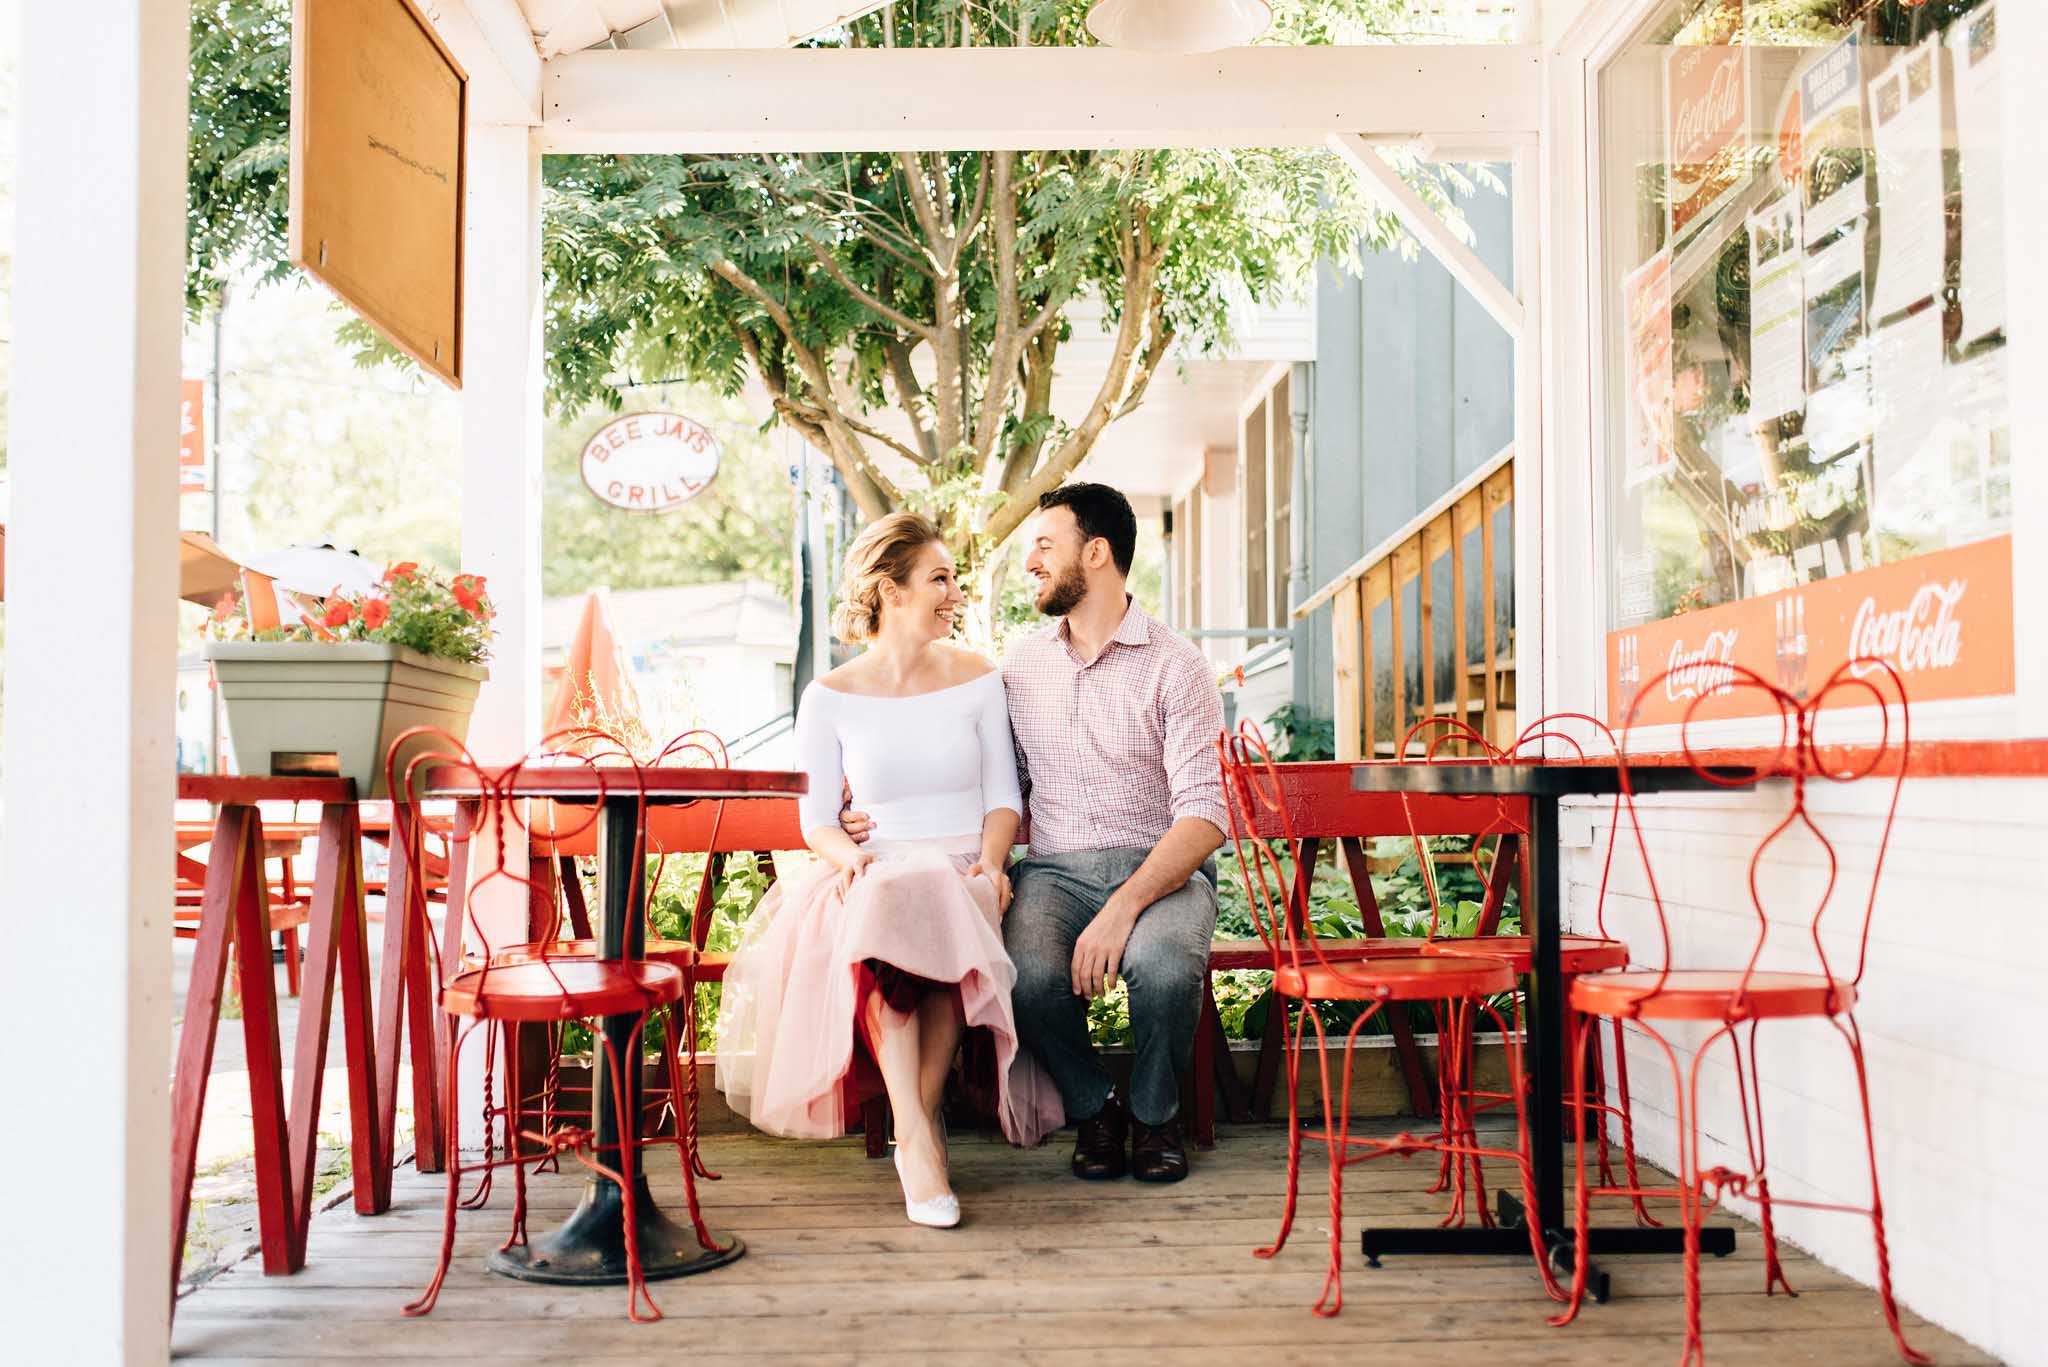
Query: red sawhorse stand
169 776 385 1305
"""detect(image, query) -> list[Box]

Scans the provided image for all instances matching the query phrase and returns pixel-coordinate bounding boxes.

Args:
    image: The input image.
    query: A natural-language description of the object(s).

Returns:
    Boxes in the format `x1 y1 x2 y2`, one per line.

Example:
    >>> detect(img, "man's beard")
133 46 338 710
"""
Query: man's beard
1034 563 1088 617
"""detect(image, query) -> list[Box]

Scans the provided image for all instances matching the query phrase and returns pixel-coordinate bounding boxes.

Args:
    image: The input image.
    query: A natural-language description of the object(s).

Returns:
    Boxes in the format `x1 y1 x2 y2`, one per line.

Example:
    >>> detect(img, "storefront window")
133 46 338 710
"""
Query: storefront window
1600 0 2012 723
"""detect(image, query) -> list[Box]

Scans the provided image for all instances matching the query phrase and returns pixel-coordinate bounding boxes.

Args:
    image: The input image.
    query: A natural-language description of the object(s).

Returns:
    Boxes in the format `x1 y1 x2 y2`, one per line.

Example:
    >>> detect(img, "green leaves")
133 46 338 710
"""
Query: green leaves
182 0 1489 575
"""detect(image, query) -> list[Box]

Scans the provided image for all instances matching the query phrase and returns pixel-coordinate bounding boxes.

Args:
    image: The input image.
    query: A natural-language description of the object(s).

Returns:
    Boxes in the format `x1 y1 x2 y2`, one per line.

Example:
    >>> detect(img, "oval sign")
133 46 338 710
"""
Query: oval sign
579 411 721 513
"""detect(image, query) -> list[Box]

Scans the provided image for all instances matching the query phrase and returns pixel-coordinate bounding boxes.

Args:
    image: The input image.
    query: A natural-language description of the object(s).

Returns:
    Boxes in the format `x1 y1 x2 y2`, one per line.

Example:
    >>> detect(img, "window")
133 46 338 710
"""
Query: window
1599 0 2013 725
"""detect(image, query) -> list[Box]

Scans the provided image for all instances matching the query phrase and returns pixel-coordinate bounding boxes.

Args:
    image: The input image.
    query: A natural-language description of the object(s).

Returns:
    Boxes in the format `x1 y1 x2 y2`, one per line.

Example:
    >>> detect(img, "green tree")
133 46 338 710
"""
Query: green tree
185 0 1492 597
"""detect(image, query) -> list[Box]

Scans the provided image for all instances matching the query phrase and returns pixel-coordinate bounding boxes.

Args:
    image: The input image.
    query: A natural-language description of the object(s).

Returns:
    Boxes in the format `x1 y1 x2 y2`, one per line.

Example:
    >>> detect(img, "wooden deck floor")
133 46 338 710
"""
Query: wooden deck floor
172 1123 1991 1366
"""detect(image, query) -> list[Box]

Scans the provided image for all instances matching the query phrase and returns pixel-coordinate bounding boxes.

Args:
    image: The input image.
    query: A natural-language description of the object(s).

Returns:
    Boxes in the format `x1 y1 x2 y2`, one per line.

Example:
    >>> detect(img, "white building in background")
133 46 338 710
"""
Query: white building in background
541 580 797 749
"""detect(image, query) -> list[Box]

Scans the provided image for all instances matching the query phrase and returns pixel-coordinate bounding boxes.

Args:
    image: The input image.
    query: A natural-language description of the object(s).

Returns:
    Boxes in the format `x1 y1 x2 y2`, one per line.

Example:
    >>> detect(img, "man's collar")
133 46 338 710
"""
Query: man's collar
1053 593 1152 654
1110 595 1152 646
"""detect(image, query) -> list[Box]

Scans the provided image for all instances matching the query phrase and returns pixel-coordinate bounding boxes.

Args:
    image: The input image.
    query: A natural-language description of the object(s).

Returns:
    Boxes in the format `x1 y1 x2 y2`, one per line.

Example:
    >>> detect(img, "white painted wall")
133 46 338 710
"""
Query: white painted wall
1545 3 2048 1363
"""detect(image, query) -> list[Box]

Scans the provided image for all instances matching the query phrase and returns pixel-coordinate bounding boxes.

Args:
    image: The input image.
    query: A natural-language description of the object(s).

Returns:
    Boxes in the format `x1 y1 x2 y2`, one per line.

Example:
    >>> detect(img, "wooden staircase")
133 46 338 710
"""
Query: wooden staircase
1297 446 1516 758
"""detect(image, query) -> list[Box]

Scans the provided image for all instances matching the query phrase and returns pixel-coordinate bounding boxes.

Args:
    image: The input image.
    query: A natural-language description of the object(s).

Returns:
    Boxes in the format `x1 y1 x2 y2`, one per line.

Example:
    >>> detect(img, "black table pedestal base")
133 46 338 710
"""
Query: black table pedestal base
1360 1191 1734 1305
486 1174 745 1285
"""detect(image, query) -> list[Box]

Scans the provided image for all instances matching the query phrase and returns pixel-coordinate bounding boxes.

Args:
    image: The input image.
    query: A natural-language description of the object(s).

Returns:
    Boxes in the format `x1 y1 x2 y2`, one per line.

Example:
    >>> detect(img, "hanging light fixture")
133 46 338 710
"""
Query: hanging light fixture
1085 0 1272 53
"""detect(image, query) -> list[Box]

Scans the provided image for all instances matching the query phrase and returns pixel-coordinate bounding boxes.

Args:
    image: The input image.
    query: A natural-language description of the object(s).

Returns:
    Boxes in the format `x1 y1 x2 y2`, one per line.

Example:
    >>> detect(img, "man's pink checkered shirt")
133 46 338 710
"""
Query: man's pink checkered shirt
1001 598 1229 856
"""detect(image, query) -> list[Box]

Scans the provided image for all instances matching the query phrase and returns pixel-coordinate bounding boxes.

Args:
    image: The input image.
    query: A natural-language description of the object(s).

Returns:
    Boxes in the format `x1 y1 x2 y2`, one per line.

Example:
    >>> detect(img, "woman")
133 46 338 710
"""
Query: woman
716 512 1062 1227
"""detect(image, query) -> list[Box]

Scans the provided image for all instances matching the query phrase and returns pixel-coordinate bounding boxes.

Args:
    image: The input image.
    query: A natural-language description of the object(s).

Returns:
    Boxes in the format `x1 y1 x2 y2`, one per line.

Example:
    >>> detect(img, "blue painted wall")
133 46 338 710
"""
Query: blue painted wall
1299 168 1517 722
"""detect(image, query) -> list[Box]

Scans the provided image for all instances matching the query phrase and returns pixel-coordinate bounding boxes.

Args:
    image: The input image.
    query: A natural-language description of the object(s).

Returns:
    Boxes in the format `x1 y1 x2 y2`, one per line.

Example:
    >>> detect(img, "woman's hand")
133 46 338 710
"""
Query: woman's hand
831 850 876 897
967 860 1012 917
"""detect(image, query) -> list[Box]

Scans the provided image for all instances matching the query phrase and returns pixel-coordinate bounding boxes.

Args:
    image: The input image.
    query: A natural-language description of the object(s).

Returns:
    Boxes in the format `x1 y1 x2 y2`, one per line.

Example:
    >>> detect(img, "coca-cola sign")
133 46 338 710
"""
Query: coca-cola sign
1666 44 1750 238
1848 580 1966 677
1664 630 1742 703
1609 536 2013 727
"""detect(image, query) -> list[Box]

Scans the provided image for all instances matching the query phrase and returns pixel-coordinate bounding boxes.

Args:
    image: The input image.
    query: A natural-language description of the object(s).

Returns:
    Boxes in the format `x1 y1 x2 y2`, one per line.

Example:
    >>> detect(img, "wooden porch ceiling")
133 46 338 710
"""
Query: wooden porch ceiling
171 1124 1987 1363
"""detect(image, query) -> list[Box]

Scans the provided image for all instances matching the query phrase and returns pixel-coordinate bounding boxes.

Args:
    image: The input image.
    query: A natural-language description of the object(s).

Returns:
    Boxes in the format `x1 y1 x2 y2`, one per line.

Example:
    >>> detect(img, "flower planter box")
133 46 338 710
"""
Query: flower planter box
204 641 488 798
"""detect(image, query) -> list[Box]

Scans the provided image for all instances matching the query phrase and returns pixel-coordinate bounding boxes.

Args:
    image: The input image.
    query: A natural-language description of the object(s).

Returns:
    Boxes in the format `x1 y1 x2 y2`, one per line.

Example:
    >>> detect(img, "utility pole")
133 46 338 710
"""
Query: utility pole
208 287 227 772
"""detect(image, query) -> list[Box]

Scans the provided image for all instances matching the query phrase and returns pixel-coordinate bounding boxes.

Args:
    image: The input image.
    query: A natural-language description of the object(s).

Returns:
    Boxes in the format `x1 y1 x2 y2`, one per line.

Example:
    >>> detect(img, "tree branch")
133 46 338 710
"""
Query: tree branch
883 335 941 464
805 241 932 338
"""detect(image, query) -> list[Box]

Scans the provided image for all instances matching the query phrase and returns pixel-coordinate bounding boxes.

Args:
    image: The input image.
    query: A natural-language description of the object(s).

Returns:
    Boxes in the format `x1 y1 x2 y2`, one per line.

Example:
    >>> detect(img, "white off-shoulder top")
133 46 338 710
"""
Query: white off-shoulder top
793 670 1023 840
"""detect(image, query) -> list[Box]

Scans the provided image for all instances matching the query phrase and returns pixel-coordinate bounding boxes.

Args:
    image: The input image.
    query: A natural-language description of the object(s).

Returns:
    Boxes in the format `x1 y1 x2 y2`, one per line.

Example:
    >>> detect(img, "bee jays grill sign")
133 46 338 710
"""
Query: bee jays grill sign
580 412 721 513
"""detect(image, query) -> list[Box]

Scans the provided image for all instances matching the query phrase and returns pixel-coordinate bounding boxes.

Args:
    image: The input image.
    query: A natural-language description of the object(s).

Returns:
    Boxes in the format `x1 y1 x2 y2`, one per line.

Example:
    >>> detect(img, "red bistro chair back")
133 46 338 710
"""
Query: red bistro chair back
384 726 717 1322
1546 657 1925 1366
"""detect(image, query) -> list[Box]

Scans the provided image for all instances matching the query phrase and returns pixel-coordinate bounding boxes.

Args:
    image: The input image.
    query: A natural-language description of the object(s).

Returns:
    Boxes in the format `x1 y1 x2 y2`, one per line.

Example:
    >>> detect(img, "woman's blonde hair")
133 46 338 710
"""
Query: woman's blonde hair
830 511 945 643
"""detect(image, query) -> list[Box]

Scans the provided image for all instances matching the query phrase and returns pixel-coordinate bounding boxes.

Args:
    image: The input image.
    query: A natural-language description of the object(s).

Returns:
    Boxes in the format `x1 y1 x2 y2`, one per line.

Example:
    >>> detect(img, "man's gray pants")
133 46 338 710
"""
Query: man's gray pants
1004 847 1218 1128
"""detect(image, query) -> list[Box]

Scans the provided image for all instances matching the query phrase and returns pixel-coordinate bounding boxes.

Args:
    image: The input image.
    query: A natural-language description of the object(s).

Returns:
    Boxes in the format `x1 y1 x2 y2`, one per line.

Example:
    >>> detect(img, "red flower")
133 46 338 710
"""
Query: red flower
360 597 391 629
451 574 487 618
383 561 420 585
210 592 236 621
321 599 355 628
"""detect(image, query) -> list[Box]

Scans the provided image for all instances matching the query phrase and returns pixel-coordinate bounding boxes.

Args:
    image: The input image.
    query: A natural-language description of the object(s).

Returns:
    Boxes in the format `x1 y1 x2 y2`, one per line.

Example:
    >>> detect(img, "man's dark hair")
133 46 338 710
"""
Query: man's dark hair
1038 482 1137 577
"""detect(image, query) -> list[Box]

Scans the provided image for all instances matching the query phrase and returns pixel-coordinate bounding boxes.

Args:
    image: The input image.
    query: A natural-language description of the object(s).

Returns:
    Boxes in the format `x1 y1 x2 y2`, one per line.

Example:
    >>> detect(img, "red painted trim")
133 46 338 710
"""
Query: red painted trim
1595 737 2048 779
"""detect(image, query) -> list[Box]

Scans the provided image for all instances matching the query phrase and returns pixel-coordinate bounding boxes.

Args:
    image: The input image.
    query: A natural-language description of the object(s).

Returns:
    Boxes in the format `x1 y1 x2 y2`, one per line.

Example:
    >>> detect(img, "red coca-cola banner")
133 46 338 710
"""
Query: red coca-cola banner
1608 535 2015 726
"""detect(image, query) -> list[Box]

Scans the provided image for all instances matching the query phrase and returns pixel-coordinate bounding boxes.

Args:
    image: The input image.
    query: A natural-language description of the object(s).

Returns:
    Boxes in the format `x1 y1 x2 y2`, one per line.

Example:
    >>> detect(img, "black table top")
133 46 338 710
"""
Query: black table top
1349 760 1757 797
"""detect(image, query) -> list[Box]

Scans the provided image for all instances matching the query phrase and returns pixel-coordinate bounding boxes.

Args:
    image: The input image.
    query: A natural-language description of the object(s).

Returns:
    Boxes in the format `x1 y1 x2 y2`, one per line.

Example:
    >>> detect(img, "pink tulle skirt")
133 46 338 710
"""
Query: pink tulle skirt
714 836 1063 1146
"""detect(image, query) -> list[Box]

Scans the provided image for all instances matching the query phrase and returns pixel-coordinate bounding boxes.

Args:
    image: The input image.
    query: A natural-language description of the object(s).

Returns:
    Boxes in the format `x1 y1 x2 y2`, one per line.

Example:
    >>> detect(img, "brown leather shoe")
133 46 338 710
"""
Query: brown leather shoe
1131 1116 1189 1183
1070 1090 1128 1180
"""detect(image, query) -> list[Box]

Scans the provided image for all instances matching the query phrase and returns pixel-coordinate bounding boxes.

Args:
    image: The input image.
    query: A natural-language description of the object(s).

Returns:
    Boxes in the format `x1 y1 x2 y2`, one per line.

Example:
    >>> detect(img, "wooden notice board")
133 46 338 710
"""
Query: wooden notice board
289 0 466 388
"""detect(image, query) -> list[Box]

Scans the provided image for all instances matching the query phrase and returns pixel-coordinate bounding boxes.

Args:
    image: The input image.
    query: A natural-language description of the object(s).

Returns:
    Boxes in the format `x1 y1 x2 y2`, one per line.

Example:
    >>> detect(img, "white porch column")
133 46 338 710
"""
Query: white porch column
461 122 545 763
0 2 187 1361
454 123 544 1148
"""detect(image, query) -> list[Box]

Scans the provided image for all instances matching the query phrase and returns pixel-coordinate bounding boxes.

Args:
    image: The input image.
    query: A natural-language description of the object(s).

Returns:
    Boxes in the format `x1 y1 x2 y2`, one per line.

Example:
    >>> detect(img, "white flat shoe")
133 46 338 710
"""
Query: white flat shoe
893 1146 961 1229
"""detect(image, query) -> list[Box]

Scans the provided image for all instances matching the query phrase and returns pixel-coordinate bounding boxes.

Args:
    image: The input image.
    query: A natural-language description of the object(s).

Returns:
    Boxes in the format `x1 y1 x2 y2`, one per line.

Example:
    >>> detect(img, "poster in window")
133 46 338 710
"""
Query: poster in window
1748 194 1805 424
1950 3 2004 345
1666 41 1750 243
1802 219 1868 459
1801 35 1868 246
1622 248 1675 487
1868 37 1946 321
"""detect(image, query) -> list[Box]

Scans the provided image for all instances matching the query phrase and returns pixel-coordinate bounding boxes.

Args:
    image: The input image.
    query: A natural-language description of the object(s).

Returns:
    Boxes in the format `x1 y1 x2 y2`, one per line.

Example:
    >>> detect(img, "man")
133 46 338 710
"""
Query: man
845 483 1226 1182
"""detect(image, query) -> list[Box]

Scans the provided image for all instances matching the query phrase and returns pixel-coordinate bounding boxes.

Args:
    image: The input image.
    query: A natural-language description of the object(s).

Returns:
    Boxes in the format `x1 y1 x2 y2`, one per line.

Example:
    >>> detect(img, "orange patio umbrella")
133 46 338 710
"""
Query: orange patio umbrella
545 588 643 742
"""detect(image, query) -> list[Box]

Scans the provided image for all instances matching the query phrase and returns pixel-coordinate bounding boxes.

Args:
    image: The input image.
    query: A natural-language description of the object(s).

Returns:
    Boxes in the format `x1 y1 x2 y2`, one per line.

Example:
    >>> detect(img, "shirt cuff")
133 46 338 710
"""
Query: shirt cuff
1172 798 1232 835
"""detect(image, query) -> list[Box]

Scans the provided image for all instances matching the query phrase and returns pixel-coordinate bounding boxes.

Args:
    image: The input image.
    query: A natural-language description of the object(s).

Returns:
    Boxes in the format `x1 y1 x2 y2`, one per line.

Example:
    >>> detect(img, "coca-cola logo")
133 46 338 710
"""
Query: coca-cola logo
1665 630 1741 701
1673 51 1745 165
1848 579 1966 676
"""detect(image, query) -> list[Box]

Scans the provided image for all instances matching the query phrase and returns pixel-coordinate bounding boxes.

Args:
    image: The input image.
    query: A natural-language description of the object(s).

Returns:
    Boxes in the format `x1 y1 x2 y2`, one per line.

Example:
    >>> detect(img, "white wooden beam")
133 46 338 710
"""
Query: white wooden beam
1 1 186 1360
1326 131 1525 338
421 0 544 124
540 45 1542 153
454 123 546 1146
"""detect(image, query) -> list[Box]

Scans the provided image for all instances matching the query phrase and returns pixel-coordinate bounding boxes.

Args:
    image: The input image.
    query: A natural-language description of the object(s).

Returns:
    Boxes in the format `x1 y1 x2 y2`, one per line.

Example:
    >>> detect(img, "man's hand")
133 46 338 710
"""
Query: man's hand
1071 899 1138 999
839 807 873 844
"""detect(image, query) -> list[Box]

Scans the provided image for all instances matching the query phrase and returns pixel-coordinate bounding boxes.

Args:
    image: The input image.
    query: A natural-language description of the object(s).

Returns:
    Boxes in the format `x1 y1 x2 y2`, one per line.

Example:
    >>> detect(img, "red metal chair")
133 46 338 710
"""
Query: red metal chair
1394 714 1657 1223
1219 722 1561 1317
1548 658 1926 1366
387 728 725 1322
480 728 749 1188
